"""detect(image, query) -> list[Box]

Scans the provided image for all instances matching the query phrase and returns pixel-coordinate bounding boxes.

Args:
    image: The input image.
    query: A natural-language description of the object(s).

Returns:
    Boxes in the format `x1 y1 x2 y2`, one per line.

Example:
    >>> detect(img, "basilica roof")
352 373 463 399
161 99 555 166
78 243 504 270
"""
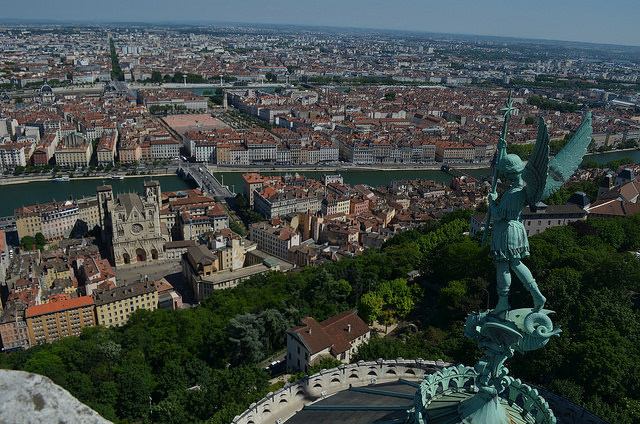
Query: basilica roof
115 193 144 215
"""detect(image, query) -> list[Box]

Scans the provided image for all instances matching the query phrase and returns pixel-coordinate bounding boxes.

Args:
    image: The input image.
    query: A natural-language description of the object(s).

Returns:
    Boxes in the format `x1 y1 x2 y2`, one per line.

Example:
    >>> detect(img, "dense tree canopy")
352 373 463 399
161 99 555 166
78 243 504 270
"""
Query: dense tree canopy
2 212 640 423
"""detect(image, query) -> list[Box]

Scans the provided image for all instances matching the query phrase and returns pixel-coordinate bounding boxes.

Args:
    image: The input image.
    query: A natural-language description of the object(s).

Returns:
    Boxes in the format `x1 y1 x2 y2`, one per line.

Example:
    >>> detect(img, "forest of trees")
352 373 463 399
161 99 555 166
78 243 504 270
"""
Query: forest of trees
1 210 639 423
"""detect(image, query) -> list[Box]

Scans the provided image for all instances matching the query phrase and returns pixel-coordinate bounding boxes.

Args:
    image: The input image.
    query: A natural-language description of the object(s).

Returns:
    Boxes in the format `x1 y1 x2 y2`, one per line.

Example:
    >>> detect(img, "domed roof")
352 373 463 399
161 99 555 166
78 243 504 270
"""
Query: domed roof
40 82 53 93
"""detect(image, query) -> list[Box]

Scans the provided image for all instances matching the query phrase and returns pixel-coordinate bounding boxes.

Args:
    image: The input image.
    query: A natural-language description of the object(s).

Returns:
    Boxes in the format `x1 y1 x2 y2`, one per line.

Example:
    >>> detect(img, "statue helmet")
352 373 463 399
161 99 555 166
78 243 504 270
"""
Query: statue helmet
498 154 525 174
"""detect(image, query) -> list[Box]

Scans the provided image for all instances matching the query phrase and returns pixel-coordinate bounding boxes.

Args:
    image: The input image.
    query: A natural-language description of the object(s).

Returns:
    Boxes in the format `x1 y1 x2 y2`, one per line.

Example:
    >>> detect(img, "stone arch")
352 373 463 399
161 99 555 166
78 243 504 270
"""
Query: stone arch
406 368 416 376
123 252 131 264
386 368 397 375
330 378 340 384
136 248 147 262
151 248 159 260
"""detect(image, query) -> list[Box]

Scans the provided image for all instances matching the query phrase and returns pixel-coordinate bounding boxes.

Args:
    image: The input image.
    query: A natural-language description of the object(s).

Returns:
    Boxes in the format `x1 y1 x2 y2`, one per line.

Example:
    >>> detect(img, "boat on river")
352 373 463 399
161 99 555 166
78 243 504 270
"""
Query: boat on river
51 177 70 182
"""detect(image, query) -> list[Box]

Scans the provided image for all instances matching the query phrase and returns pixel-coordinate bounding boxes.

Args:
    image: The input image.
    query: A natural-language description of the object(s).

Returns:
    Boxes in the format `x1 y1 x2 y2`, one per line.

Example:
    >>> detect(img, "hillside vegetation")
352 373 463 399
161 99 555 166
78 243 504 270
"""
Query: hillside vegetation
1 211 640 423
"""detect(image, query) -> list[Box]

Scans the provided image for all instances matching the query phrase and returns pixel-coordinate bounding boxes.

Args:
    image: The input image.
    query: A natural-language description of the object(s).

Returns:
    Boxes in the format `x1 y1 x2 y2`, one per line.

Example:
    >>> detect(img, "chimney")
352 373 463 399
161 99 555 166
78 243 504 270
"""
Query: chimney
308 327 311 334
347 324 351 333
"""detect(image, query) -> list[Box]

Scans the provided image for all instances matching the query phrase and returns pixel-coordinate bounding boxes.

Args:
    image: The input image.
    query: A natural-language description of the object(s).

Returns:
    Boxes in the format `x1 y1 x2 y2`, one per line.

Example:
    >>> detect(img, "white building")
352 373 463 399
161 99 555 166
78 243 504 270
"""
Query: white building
192 140 217 163
151 139 181 160
286 311 370 372
0 142 27 169
249 221 300 260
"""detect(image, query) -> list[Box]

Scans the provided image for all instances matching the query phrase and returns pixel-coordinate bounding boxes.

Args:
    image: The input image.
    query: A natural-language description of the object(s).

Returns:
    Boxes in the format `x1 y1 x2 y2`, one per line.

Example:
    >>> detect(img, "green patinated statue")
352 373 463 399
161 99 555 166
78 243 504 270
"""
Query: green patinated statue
489 146 545 313
409 95 593 424
486 99 593 314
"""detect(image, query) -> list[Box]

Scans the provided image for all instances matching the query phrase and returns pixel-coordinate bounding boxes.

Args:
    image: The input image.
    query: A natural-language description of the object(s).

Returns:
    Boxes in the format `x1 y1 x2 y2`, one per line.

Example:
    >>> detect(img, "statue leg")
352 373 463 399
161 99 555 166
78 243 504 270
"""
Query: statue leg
494 261 511 313
510 260 546 311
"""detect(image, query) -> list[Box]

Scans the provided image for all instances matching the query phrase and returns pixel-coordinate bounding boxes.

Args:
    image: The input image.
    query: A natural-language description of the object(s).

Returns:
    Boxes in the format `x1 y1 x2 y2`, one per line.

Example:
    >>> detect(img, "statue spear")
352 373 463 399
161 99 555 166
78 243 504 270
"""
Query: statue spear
481 91 515 247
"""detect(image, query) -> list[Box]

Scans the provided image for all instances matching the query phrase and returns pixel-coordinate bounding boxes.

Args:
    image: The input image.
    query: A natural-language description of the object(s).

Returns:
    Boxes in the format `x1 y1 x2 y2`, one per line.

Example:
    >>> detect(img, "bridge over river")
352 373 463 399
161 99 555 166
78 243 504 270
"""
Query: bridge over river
177 162 234 200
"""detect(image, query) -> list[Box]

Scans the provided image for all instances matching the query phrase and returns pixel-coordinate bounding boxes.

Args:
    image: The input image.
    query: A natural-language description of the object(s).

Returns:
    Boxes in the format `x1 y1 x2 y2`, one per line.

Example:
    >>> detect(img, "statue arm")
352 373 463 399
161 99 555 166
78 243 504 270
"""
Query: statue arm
489 195 505 220
496 136 507 168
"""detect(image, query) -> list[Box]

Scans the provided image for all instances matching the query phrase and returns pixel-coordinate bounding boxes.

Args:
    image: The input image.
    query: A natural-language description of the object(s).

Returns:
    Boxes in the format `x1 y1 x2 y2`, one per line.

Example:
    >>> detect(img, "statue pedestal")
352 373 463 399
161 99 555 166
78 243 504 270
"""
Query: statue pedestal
458 392 510 424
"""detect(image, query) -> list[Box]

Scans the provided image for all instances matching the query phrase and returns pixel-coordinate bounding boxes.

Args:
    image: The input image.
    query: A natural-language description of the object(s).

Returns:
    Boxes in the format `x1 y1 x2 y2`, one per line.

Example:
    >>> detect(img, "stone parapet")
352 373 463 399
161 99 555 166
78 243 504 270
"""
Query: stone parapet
232 358 450 424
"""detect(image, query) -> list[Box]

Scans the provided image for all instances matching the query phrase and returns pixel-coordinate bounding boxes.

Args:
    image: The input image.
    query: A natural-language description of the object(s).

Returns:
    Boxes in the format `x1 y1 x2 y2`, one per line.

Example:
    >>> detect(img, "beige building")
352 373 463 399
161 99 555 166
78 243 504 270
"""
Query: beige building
0 303 30 351
15 200 79 241
93 280 159 327
321 196 351 216
55 132 92 168
97 181 165 267
15 209 43 240
182 233 290 301
96 132 118 165
77 197 101 233
26 296 95 346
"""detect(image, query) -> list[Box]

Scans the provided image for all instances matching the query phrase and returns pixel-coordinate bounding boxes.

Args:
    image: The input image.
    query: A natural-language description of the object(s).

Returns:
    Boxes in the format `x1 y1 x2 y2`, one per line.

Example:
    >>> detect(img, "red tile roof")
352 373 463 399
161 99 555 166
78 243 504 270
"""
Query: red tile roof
26 296 94 318
289 311 370 355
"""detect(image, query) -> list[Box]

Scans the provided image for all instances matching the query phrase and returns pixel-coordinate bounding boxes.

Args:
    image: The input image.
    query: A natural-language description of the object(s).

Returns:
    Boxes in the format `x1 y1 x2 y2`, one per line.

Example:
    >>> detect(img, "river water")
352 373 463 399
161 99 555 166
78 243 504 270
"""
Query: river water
1 149 637 218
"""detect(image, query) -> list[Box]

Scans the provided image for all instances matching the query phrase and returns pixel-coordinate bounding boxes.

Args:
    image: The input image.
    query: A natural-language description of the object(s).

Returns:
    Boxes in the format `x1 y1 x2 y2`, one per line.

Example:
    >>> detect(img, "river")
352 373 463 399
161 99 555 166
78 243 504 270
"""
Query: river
1 149 637 218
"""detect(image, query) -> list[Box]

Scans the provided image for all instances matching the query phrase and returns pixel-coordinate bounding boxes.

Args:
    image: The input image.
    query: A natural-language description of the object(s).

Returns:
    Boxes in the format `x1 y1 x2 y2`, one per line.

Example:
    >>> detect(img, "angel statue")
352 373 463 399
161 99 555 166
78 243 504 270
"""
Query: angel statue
485 97 592 315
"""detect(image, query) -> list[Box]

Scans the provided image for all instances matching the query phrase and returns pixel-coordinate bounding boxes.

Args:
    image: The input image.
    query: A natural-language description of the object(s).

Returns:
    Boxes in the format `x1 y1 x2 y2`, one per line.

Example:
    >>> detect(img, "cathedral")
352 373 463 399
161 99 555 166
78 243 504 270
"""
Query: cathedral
97 180 165 267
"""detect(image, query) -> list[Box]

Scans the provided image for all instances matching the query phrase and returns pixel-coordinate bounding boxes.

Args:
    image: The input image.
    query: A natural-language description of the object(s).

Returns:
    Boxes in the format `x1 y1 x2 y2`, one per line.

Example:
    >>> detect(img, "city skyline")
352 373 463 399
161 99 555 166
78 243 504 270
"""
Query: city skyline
2 0 640 47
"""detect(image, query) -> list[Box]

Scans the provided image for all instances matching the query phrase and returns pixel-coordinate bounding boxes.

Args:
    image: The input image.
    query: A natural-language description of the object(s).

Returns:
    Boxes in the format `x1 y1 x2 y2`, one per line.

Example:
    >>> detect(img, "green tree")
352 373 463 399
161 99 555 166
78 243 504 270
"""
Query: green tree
259 309 289 352
35 232 46 249
20 235 36 250
150 71 162 83
227 314 265 365
358 292 384 324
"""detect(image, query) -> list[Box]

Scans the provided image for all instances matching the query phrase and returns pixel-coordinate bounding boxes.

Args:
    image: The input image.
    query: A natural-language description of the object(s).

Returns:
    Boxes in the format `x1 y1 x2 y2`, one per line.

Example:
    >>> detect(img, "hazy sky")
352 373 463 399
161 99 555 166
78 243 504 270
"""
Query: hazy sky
4 0 640 47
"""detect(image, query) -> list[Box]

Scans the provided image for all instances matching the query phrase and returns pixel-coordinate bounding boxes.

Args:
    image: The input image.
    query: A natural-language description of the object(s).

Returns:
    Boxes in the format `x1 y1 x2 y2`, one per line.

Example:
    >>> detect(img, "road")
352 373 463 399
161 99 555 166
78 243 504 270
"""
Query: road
178 162 234 200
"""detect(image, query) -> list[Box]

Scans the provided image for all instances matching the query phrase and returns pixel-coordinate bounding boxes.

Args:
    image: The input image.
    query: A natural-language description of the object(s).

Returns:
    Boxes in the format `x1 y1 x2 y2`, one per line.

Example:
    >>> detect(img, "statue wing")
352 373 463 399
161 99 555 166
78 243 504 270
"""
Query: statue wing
541 111 593 200
523 118 550 206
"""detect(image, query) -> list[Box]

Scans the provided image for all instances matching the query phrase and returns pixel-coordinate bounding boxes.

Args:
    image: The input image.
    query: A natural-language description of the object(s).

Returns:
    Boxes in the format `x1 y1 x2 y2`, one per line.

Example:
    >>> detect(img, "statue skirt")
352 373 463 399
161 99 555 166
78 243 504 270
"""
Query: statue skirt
490 219 529 262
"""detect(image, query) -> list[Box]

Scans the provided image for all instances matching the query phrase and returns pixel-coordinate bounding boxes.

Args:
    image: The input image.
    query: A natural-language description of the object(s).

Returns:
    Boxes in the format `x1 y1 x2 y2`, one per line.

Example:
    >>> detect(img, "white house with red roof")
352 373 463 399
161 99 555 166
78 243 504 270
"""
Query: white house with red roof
286 311 370 372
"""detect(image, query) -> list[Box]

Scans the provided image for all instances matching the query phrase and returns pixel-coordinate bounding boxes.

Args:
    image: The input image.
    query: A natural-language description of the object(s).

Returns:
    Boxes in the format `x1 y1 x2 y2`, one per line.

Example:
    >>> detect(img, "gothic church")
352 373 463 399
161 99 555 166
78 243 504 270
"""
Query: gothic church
97 181 165 267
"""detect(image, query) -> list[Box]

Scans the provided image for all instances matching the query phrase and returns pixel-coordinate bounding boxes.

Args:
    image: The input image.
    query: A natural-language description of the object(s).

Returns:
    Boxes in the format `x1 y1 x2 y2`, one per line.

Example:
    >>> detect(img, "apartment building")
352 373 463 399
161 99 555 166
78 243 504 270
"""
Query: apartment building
0 142 27 169
93 280 159 327
151 139 180 160
15 200 79 241
26 296 95 346
321 196 351 216
0 303 30 351
96 132 117 165
76 197 101 232
54 132 92 168
254 187 321 219
249 221 300 260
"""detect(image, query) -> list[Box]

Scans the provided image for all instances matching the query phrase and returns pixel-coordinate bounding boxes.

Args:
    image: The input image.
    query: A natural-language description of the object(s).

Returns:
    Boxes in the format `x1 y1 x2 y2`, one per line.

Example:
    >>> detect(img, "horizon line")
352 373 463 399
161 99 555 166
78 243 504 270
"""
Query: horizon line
1 18 640 50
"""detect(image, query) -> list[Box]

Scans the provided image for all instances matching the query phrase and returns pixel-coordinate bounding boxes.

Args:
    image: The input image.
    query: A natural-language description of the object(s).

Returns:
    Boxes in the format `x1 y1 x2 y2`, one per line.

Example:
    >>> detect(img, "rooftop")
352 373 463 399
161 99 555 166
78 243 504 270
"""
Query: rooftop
26 296 94 318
